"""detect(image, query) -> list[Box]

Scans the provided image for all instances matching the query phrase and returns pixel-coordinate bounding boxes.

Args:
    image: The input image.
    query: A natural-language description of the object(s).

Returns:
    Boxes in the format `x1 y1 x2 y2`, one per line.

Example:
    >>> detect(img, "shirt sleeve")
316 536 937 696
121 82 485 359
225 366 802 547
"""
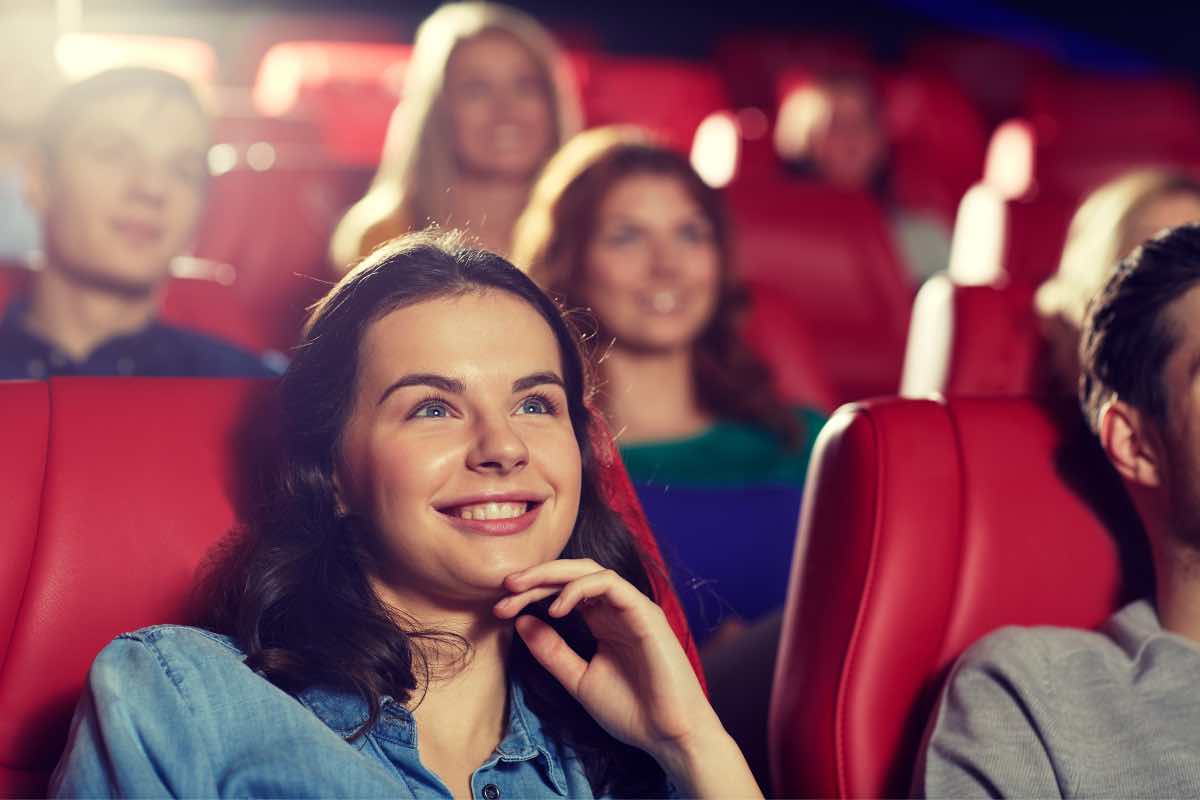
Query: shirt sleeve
915 628 1067 798
49 635 219 798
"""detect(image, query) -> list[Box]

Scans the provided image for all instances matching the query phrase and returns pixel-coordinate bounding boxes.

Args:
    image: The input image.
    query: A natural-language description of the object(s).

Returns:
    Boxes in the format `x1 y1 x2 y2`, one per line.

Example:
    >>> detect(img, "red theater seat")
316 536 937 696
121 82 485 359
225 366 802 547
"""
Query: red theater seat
770 396 1138 797
252 41 412 166
900 275 1042 397
715 31 873 110
743 280 839 411
0 378 700 797
727 181 912 403
582 56 730 152
883 69 987 227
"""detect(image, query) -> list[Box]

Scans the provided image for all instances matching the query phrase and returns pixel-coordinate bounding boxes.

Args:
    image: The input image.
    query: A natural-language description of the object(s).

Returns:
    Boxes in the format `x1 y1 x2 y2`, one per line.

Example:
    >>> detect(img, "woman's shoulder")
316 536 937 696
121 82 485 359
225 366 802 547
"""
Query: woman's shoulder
91 625 248 687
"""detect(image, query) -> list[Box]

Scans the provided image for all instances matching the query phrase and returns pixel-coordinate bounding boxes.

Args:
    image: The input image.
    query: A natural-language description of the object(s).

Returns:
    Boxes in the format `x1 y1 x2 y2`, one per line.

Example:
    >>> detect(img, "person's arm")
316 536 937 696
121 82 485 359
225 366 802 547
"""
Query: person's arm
50 635 218 798
496 559 762 799
915 629 1067 798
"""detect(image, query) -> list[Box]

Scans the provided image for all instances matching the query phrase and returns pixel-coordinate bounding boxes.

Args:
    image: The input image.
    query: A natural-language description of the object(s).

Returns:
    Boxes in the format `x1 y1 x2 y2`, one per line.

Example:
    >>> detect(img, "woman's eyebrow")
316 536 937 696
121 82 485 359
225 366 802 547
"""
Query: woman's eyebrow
378 373 464 405
512 372 565 392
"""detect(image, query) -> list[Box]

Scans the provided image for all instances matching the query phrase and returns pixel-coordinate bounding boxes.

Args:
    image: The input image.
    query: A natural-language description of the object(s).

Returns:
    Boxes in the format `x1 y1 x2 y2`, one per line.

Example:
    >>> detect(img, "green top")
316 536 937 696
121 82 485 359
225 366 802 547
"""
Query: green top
618 406 828 488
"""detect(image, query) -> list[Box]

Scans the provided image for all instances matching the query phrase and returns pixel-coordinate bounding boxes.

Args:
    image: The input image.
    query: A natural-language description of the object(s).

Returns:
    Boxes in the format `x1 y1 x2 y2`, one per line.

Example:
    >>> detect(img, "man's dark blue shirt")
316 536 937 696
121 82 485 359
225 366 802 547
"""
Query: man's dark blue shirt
0 298 283 379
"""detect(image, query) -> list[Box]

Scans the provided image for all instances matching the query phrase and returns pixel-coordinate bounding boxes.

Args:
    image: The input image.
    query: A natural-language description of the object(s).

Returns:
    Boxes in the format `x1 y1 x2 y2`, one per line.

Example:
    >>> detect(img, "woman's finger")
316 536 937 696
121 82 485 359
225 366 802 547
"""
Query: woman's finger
504 558 603 592
492 585 560 619
547 568 641 618
514 615 587 696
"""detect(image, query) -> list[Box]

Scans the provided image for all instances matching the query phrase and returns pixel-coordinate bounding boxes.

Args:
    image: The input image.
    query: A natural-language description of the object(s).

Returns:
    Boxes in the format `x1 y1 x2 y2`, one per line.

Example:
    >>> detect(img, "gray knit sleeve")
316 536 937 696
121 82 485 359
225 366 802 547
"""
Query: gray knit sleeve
914 628 1068 799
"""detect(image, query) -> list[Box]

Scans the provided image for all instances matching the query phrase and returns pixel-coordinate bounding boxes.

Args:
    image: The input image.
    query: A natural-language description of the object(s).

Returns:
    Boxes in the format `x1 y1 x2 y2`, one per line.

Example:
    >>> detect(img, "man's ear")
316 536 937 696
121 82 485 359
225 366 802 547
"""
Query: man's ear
1099 399 1165 488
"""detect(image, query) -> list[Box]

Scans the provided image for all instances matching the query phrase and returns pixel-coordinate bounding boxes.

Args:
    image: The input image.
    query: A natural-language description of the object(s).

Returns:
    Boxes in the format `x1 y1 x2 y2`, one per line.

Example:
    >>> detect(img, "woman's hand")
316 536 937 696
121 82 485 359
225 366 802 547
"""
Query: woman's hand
494 559 761 798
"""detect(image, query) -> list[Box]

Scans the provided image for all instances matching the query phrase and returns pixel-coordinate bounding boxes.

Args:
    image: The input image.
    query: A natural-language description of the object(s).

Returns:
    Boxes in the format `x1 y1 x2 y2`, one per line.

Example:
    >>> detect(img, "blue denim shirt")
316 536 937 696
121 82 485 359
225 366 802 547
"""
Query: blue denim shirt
51 625 663 798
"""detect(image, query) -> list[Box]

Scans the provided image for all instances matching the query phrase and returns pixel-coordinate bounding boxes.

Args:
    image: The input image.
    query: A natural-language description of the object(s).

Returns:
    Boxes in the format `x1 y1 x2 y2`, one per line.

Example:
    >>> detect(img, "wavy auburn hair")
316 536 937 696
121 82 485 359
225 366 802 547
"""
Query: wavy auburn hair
203 230 664 796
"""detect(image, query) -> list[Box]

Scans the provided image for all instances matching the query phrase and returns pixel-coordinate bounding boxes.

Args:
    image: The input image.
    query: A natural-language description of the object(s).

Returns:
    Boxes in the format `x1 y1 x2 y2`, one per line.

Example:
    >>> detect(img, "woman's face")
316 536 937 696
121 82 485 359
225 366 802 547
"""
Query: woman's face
335 290 581 610
443 30 555 181
581 173 721 354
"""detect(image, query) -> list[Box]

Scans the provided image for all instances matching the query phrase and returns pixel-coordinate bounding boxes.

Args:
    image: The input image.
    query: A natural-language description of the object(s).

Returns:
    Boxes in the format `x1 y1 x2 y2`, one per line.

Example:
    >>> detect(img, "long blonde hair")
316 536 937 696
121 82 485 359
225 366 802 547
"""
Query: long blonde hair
1036 168 1200 327
329 2 580 270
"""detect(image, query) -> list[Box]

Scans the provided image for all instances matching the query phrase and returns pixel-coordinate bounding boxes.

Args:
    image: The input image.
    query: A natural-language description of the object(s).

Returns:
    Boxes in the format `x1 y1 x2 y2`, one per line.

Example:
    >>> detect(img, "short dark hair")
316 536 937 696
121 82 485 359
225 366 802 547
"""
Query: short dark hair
1080 222 1200 432
37 66 210 163
203 229 665 796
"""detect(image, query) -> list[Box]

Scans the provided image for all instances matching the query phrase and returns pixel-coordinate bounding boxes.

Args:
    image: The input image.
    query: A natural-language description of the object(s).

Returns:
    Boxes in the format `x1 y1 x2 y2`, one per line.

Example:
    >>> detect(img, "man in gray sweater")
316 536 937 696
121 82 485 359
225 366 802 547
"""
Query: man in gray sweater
918 222 1200 797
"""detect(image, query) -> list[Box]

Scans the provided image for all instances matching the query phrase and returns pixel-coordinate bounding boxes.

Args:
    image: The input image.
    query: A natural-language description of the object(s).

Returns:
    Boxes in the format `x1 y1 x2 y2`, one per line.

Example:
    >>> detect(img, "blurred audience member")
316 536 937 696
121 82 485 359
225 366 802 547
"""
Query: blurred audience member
918 223 1200 797
513 125 824 615
775 71 950 282
1036 168 1200 395
0 67 278 380
330 2 580 269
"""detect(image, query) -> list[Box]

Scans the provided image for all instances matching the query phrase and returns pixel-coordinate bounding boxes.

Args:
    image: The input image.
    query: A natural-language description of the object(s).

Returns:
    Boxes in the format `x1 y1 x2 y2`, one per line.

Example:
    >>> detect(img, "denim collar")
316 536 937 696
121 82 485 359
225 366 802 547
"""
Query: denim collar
296 678 568 795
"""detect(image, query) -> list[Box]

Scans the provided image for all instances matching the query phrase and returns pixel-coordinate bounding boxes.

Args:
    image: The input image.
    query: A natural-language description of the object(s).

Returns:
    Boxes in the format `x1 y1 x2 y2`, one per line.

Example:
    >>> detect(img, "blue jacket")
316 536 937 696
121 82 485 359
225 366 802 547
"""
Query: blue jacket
51 625 663 798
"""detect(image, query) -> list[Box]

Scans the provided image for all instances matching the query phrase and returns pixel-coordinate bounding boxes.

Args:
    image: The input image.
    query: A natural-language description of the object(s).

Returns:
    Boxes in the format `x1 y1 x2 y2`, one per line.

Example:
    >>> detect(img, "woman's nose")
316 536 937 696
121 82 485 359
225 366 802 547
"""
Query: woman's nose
467 414 529 474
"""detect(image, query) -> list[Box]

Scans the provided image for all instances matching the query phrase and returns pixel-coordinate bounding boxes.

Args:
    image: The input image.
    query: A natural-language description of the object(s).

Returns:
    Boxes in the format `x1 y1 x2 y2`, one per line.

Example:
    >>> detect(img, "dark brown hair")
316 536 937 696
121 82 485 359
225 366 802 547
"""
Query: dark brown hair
512 126 798 443
203 230 665 796
1081 222 1200 433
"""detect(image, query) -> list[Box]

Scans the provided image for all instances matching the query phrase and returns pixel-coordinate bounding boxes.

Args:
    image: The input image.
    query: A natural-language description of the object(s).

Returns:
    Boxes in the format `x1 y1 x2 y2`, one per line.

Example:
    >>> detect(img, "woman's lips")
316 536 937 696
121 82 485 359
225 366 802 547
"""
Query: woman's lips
438 502 543 536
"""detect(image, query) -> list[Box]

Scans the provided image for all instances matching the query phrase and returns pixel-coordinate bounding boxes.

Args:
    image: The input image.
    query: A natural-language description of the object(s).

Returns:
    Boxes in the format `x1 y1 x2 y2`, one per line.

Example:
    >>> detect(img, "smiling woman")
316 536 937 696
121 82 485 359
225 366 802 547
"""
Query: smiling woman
49 230 760 799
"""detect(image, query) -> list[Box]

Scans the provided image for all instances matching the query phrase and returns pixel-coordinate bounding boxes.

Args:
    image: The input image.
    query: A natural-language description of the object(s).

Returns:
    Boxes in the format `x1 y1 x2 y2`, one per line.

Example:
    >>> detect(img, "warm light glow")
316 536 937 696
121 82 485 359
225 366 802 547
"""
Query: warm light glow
245 142 277 172
54 33 216 82
899 273 954 398
252 41 410 118
983 118 1036 200
947 183 1007 286
774 84 829 162
206 143 238 176
691 111 739 188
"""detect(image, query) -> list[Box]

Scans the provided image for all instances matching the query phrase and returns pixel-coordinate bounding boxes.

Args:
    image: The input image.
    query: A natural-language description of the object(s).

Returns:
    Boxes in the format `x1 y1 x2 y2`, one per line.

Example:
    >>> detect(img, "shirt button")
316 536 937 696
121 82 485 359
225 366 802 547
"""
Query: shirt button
116 356 135 375
481 784 500 800
26 358 46 378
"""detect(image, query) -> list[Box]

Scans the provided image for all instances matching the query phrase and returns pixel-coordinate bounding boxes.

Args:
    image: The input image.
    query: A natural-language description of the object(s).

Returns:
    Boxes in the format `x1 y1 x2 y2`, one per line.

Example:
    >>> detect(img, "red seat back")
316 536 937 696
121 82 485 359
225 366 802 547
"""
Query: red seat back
0 378 699 797
728 181 912 403
743 280 839 412
582 56 730 152
770 396 1137 797
900 275 1042 397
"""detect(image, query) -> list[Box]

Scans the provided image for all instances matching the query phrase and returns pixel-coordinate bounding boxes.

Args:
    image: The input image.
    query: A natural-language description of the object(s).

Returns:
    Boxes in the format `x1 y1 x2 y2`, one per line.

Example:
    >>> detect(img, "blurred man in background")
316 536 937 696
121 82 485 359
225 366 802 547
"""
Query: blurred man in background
0 66 278 379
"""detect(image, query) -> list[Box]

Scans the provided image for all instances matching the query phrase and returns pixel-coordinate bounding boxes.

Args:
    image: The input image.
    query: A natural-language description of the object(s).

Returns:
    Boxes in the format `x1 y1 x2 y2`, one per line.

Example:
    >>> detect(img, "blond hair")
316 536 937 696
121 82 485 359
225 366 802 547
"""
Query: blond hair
329 2 580 270
1036 168 1200 326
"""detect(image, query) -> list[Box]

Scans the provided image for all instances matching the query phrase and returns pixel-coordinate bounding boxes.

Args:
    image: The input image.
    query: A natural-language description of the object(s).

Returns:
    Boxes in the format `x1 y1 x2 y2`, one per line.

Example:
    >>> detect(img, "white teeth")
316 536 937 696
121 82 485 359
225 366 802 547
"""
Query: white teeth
455 502 528 520
651 291 680 313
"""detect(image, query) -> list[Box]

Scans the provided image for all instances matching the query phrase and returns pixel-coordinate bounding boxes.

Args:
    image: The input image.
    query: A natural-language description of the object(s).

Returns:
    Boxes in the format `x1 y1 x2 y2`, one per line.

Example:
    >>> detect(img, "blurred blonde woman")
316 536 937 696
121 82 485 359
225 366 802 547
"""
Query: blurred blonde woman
1036 168 1200 393
329 2 580 270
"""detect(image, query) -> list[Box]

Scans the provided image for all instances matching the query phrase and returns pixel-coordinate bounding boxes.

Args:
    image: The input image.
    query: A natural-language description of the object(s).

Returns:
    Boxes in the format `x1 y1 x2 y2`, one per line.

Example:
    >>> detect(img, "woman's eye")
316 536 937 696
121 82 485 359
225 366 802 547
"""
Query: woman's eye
411 400 452 419
605 227 640 246
516 396 552 415
679 222 712 244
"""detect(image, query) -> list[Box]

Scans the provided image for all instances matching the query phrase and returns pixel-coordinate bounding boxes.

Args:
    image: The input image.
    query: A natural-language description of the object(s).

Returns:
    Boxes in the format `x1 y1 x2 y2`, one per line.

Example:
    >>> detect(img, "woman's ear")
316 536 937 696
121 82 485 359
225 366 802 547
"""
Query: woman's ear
1099 399 1164 489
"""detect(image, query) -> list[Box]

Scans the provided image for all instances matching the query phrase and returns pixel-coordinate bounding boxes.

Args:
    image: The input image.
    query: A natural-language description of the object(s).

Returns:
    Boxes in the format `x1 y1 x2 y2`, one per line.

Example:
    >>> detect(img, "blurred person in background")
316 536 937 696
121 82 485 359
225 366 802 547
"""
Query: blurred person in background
1036 168 1200 396
775 70 951 282
513 126 827 790
329 1 580 270
0 67 278 380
